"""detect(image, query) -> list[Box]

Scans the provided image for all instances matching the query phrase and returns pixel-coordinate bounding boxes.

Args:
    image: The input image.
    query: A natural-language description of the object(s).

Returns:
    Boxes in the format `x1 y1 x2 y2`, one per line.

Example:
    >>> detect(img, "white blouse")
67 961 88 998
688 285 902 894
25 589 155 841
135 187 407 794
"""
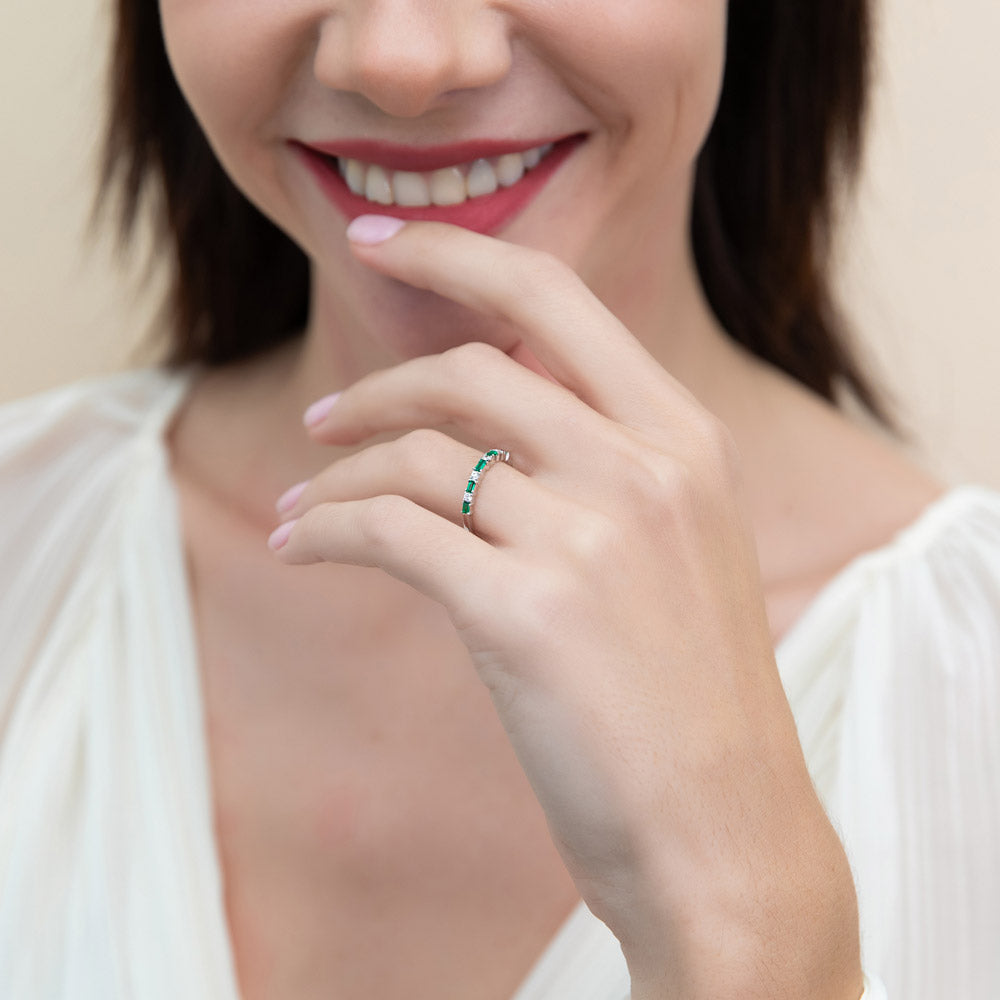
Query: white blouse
1 369 998 1000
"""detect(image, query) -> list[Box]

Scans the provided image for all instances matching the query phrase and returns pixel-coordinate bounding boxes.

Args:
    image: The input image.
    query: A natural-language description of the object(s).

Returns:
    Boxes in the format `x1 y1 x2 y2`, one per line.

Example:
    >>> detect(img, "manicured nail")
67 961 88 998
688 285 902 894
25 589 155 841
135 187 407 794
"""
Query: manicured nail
346 214 406 245
268 519 298 551
304 391 341 428
275 480 308 514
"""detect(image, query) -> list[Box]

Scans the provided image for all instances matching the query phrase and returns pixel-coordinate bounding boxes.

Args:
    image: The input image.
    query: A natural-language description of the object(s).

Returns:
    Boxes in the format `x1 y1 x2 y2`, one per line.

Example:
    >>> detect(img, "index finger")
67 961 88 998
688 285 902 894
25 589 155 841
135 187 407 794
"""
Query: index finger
346 216 699 431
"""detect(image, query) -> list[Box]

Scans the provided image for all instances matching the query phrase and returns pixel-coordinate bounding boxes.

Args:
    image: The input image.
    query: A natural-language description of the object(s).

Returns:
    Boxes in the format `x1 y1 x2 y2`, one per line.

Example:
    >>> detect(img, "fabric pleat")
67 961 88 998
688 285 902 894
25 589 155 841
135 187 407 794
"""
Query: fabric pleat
0 372 241 1000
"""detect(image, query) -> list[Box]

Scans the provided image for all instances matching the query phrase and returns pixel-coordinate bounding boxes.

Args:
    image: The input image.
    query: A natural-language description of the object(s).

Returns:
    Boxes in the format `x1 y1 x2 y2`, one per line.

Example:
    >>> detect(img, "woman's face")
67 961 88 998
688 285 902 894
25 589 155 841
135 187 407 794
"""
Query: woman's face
159 0 727 359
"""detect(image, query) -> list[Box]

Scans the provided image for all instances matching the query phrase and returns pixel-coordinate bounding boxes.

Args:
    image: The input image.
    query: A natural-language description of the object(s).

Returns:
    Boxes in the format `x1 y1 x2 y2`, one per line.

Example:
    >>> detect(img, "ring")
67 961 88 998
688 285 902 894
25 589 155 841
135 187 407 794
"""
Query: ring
462 448 511 534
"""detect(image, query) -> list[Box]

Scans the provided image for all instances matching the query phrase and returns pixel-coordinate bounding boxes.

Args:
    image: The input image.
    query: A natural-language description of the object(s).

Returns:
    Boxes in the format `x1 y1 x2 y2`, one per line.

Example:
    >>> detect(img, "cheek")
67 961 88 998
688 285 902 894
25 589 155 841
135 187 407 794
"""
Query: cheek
511 0 727 271
535 0 726 150
158 0 298 195
633 2 727 146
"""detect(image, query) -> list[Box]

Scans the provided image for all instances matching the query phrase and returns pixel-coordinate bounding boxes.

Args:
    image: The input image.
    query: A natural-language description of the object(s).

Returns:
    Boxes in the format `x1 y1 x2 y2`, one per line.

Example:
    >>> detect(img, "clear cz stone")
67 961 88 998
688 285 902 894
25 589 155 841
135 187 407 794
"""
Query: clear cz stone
464 492 474 504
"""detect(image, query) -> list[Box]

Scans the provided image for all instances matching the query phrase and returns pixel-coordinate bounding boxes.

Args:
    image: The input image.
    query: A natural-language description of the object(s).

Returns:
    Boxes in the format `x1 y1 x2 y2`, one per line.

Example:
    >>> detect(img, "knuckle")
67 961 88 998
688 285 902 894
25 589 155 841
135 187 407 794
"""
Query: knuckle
628 452 699 521
356 494 410 548
619 419 742 517
505 247 579 303
438 340 503 381
690 414 743 484
395 428 448 473
559 509 623 568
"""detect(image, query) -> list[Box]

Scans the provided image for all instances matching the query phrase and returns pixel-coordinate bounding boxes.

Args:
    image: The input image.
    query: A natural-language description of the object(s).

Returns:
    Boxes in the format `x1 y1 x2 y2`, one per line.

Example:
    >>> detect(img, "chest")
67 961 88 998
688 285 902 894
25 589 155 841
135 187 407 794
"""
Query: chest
179 494 579 1000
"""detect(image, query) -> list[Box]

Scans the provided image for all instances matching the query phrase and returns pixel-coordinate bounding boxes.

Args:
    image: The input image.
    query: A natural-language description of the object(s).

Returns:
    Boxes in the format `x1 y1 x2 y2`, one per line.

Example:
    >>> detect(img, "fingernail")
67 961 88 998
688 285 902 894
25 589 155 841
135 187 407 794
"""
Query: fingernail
347 214 406 245
275 480 308 514
268 519 298 551
304 392 341 428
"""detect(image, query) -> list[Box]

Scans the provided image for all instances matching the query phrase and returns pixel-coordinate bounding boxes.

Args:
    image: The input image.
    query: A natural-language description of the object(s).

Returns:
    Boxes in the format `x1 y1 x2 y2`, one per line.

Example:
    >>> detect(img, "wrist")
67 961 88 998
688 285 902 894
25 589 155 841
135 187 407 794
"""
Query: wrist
604 797 863 999
621 894 863 1000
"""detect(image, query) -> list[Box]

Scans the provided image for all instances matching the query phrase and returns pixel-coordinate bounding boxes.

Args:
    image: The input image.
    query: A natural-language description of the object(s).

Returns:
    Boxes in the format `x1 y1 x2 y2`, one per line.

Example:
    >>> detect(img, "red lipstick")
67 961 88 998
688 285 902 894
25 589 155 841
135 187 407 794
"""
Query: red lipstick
292 134 584 235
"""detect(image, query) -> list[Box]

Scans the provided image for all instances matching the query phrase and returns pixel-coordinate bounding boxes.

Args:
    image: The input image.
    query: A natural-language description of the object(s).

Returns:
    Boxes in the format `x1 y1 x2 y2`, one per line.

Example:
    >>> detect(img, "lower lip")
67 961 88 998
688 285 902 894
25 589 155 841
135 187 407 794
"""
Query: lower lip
294 136 583 236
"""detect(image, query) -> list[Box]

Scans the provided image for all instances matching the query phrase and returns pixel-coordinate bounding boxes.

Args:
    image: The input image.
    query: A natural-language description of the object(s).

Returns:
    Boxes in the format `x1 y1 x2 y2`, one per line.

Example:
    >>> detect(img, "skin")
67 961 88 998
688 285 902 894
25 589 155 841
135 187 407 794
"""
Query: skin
161 0 945 996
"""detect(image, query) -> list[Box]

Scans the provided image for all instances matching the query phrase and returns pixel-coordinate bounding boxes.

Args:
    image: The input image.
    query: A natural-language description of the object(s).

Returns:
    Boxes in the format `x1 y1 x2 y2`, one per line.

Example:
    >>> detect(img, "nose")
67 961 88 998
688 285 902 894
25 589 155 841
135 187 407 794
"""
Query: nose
315 1 512 118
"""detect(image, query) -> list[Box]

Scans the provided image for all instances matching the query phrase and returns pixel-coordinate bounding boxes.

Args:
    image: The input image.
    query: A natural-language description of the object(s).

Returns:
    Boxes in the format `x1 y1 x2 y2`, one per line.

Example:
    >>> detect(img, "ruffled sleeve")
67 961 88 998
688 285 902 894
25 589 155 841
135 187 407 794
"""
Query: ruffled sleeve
831 488 1000 998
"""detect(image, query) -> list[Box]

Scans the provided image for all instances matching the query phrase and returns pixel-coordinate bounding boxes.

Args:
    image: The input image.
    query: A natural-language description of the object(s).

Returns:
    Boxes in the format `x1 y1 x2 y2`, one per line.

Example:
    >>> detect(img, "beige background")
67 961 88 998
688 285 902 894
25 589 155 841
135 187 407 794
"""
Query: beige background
2 0 997 487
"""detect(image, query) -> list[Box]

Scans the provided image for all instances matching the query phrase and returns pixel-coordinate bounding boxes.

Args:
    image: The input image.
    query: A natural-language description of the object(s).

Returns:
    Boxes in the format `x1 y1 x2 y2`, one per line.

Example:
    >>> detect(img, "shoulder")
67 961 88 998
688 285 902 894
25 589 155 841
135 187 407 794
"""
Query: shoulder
0 365 190 520
0 368 189 451
0 368 189 503
851 484 1000 649
780 483 1000 681
827 487 1000 992
742 363 949 641
872 483 1000 560
0 369 191 649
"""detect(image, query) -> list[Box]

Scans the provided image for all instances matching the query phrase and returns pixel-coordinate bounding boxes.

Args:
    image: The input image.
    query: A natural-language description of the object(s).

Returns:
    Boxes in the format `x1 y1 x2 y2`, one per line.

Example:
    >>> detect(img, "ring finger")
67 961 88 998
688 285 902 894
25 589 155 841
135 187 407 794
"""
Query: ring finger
278 428 569 547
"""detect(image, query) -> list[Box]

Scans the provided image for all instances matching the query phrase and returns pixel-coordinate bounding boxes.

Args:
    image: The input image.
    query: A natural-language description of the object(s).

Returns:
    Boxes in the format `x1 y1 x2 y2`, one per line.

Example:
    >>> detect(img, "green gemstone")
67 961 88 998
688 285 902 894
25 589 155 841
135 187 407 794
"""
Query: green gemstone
466 479 477 492
485 449 499 459
474 459 487 472
462 501 471 514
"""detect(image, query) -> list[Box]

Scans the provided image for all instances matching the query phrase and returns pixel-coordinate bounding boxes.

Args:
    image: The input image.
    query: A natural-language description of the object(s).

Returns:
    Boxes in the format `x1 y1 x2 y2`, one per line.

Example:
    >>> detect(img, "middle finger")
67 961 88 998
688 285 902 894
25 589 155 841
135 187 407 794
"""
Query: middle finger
305 340 612 472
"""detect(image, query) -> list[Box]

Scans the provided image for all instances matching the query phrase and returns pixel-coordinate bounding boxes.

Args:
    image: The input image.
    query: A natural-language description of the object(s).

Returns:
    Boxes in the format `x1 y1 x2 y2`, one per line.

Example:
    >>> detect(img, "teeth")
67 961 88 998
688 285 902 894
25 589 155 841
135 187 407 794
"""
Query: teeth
495 153 525 187
466 159 498 198
430 167 467 206
345 159 366 197
364 164 393 205
335 141 555 207
392 171 431 207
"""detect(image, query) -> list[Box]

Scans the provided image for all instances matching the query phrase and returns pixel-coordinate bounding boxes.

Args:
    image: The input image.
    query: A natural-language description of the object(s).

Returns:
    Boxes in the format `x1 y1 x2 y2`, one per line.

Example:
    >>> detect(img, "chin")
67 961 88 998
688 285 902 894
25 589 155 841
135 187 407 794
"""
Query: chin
335 272 520 363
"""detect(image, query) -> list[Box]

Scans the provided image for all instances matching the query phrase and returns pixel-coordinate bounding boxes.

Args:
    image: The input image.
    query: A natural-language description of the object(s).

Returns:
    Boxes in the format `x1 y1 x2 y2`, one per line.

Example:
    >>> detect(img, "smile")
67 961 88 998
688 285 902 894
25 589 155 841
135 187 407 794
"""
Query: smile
336 142 553 208
293 134 583 236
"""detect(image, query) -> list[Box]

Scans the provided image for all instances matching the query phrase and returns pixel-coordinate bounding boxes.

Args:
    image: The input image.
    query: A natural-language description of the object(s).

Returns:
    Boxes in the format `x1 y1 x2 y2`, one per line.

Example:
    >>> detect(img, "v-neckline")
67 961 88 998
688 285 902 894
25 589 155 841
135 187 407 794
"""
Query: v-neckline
147 366 969 999
151 368 609 999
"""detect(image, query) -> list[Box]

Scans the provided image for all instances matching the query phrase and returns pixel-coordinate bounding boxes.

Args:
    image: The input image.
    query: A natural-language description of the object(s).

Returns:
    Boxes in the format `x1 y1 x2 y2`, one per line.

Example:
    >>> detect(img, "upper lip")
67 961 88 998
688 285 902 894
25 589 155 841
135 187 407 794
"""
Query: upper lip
294 134 579 172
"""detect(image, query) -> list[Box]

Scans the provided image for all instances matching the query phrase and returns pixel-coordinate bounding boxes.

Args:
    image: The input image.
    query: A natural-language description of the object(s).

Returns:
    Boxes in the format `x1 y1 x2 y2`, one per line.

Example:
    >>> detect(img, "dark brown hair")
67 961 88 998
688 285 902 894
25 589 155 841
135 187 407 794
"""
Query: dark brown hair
99 0 890 421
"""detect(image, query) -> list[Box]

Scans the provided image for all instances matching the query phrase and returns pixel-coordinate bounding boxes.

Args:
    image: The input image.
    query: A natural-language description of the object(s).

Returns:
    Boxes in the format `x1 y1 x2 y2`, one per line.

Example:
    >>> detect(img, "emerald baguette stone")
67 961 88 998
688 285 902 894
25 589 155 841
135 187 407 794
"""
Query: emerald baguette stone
462 449 509 531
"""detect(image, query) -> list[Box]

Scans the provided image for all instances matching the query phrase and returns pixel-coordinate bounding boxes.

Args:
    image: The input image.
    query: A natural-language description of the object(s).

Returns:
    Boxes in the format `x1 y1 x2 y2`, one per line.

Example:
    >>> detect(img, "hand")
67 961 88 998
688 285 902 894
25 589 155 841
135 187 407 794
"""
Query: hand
270 217 863 999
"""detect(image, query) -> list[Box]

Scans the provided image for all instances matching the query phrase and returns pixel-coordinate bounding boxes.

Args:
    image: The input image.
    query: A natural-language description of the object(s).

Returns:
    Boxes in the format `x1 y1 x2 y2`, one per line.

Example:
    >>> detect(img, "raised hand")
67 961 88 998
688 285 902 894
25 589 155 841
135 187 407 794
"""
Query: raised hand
270 217 863 1000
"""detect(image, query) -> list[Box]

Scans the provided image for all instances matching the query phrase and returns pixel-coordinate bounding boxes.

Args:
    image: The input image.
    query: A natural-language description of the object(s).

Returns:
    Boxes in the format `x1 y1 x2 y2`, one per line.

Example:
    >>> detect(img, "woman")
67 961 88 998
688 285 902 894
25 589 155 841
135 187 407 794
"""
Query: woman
1 0 997 997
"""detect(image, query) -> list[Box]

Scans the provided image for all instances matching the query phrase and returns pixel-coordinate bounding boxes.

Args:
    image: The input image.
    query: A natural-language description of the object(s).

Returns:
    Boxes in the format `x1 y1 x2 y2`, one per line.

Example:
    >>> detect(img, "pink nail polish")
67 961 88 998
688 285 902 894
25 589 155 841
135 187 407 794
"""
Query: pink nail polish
346 214 406 245
304 392 341 428
275 480 308 514
268 519 297 551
